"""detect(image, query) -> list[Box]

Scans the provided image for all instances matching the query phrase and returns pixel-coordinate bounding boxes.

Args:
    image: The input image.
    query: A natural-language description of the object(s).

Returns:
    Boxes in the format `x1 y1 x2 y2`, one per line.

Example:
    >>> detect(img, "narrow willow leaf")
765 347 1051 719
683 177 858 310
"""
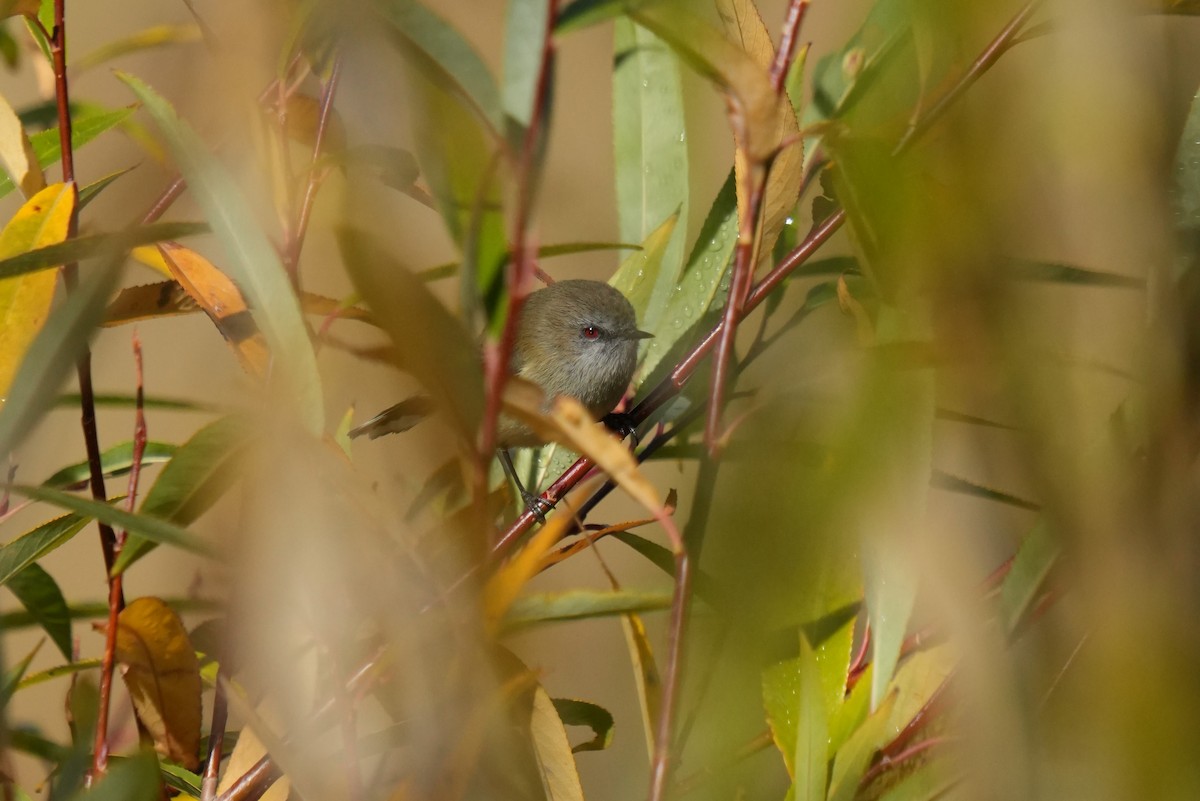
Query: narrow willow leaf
72 24 201 74
1008 259 1143 288
0 183 75 400
613 16 688 334
502 589 671 630
373 0 503 133
0 597 220 630
338 226 483 438
503 0 551 128
1175 83 1200 231
826 691 898 801
41 440 177 489
115 597 202 770
117 415 253 572
0 106 136 199
1 640 43 707
119 73 325 435
609 210 678 371
530 685 586 801
12 485 219 563
551 698 615 753
622 612 661 759
0 90 44 197
794 636 830 801
56 392 207 411
0 221 209 282
0 513 90 587
17 658 102 689
0 259 122 458
160 763 202 799
931 469 1039 511
78 166 137 209
999 520 1058 634
6 563 71 659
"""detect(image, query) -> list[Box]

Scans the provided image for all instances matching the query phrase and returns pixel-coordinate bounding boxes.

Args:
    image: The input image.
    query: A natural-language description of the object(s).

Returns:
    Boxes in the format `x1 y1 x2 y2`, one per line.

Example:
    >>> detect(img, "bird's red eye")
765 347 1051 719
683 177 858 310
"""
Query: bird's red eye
582 325 600 340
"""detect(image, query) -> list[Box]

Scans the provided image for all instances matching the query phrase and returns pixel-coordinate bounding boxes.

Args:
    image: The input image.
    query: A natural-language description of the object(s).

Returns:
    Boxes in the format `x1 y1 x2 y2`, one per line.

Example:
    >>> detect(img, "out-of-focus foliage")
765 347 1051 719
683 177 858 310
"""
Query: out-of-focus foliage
0 1 1198 801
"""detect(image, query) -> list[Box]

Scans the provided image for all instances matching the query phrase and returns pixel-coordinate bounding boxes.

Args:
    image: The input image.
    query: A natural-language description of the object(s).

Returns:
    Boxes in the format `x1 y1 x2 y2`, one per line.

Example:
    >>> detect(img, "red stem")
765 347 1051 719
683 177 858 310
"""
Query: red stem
90 333 147 780
770 0 811 93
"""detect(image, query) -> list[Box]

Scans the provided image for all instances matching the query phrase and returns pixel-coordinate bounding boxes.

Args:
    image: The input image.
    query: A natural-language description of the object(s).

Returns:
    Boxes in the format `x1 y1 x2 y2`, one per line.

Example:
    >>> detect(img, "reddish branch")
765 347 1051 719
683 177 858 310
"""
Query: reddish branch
46 0 121 580
495 0 1042 552
90 333 147 780
770 0 812 93
479 0 559 467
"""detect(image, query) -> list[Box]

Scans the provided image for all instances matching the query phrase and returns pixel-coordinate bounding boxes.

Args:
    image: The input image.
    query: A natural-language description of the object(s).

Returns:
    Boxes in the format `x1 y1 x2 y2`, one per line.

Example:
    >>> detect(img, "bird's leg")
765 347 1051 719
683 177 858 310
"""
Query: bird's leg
497 448 552 523
602 411 640 449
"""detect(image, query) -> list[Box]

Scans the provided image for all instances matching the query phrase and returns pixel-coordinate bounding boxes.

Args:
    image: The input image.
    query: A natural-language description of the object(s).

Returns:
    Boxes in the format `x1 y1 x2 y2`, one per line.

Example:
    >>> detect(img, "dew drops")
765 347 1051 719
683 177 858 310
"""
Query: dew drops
672 318 683 329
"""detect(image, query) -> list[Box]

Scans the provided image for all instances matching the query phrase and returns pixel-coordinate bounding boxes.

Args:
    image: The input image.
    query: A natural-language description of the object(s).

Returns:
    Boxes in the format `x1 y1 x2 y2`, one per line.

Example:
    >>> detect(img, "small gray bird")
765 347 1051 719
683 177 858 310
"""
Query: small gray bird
350 279 651 514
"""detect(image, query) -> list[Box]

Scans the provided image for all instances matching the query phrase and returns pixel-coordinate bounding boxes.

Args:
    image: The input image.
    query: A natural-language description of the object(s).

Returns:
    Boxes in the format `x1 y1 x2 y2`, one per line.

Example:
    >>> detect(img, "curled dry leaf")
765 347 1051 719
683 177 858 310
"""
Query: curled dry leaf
113 596 202 770
153 242 271 375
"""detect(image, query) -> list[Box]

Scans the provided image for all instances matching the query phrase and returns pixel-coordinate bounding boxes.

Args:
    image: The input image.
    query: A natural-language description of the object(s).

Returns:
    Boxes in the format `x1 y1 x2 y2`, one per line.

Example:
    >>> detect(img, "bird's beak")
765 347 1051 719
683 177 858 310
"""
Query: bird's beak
630 329 655 340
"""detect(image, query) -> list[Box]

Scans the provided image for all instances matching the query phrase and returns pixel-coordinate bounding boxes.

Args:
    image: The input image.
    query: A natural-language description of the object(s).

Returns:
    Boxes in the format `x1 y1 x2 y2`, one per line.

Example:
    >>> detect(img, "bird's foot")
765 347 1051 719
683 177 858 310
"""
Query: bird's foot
521 490 554 524
602 412 640 449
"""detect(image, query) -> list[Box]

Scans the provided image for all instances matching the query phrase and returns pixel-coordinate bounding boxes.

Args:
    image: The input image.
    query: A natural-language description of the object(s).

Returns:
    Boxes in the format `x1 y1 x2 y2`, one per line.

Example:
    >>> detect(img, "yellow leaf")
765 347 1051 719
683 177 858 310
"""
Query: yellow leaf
215 723 290 801
0 183 75 401
530 686 586 801
716 0 775 70
0 92 45 197
130 244 175 279
114 597 202 770
156 242 271 376
622 612 662 759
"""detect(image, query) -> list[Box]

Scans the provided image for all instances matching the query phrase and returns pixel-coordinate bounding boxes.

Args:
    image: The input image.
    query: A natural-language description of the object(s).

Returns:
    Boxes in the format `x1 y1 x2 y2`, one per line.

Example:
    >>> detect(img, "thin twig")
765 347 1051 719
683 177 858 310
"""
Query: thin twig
90 333 147 780
50 0 121 580
201 675 228 801
770 0 811 93
494 0 1041 553
282 53 344 288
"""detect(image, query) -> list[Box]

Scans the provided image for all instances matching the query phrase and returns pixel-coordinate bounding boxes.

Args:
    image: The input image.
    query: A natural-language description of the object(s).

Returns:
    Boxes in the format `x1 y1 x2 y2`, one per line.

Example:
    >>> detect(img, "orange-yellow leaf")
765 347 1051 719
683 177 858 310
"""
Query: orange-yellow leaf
130 244 175 279
156 242 271 376
717 0 775 70
0 183 75 401
114 596 202 770
103 280 198 326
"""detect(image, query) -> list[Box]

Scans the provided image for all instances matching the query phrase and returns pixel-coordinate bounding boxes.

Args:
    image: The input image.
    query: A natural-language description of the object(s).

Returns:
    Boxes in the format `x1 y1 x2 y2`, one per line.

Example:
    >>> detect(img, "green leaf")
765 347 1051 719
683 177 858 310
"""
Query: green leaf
0 513 90 587
0 221 207 281
116 416 253 572
119 72 325 436
338 227 483 439
0 259 123 458
502 0 551 128
502 589 671 631
0 597 220 630
78 166 137 209
373 0 503 133
11 485 220 565
827 691 897 801
556 0 630 34
1 639 44 708
552 698 615 753
1175 84 1200 231
0 106 136 199
1008 259 1143 288
66 750 160 801
41 440 178 489
72 24 201 74
793 636 830 801
17 658 102 689
5 563 71 659
613 16 688 334
931 469 1038 511
56 392 208 411
159 762 202 799
999 520 1058 634
609 211 678 373
807 0 909 122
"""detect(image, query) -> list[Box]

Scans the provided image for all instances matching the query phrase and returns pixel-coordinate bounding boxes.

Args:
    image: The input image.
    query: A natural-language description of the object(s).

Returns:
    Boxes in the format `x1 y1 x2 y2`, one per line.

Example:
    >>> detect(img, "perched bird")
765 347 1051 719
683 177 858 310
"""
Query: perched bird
350 279 652 514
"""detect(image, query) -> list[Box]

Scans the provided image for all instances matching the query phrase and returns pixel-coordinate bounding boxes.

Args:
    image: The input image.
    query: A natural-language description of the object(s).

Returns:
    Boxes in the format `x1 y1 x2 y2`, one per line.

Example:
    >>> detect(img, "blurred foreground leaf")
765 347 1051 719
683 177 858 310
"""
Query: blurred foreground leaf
530 685 586 801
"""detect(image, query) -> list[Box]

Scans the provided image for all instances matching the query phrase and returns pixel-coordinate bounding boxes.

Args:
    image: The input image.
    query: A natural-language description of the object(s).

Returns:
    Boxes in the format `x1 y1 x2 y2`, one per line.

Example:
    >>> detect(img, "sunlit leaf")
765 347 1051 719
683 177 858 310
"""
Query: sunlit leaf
12 485 219 563
609 211 678 376
530 685 586 801
113 597 202 769
0 90 44 196
827 691 897 801
119 73 325 435
0 105 136 199
882 643 955 741
42 440 177 489
0 258 122 457
613 16 688 335
5 563 71 659
0 221 208 282
0 512 90 587
552 698 615 753
0 183 74 402
999 520 1058 634
502 589 671 630
374 0 503 132
793 636 830 801
72 24 201 73
116 415 253 572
